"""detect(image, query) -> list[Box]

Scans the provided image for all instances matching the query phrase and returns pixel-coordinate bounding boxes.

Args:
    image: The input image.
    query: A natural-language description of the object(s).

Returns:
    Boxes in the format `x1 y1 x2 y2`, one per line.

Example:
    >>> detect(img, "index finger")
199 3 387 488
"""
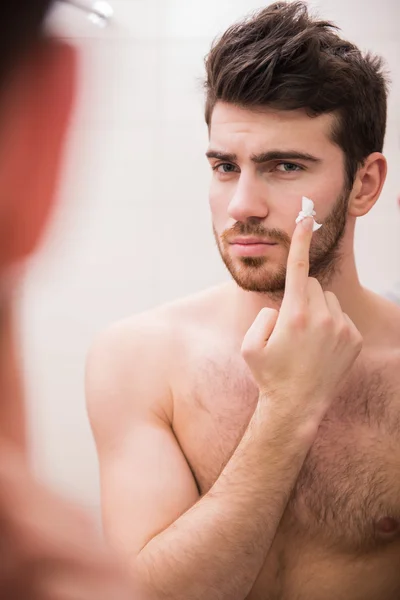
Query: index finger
282 217 314 307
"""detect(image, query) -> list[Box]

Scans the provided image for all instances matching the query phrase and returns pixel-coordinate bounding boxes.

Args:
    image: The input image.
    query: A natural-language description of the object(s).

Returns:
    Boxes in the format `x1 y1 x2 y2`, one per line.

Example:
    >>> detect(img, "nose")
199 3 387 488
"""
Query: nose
227 172 269 223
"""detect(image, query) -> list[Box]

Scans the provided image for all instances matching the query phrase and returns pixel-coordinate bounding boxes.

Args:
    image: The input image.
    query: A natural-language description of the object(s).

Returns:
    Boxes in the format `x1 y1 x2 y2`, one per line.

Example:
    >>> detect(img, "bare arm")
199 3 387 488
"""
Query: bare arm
87 220 362 600
87 328 315 600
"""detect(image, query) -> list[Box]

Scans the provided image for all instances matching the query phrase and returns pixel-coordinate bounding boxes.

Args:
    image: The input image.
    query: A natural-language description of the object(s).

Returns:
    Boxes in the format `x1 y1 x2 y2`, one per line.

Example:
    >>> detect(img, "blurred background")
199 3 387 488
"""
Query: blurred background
21 0 400 521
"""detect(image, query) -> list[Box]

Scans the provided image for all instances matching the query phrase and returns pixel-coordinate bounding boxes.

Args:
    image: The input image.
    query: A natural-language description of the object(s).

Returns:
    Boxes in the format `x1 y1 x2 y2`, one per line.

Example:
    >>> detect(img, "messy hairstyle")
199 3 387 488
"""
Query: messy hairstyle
204 1 389 187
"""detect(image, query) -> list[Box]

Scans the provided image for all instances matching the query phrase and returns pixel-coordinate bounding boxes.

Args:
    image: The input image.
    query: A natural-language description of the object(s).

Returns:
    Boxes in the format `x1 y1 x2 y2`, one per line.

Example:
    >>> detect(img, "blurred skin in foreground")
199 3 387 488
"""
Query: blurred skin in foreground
0 2 144 598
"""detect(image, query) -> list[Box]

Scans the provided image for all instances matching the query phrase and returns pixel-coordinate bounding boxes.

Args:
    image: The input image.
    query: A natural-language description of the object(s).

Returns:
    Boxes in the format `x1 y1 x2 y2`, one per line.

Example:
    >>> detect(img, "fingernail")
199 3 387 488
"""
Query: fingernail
301 217 313 231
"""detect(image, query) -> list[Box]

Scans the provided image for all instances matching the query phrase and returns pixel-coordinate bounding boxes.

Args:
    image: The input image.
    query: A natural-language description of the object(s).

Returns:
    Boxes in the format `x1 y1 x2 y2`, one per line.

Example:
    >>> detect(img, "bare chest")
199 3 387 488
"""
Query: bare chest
173 355 400 552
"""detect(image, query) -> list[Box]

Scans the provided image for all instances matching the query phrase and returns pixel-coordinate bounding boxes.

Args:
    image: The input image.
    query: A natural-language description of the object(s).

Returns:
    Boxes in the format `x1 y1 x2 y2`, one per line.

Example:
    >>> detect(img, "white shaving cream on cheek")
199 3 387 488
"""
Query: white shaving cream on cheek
295 196 322 232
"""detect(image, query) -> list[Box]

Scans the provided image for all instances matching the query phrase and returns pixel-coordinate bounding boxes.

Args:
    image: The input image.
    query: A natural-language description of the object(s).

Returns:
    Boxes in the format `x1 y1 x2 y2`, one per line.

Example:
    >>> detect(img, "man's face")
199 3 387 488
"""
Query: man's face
207 102 351 294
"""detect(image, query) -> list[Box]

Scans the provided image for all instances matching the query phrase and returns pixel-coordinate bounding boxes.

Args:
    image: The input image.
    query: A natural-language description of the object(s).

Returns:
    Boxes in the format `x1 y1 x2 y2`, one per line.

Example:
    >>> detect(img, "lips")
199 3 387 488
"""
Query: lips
229 237 277 245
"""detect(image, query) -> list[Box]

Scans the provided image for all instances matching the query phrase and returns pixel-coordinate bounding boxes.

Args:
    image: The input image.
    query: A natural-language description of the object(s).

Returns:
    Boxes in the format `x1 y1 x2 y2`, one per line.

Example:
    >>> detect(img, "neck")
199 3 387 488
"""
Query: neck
232 226 373 340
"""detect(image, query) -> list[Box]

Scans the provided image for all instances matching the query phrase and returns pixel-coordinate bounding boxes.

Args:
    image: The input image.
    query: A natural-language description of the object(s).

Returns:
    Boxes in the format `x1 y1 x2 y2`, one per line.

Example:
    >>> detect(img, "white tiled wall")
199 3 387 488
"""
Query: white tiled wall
22 0 400 515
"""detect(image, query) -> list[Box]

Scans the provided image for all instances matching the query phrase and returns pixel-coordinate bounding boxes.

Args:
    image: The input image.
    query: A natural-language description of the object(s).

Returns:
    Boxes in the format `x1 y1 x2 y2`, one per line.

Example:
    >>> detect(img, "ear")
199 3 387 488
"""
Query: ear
348 152 387 218
0 38 78 271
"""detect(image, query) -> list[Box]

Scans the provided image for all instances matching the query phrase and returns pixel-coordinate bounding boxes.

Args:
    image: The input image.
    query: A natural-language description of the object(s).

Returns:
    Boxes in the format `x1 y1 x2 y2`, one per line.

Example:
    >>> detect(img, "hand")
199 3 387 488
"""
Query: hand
241 217 363 422
0 440 142 600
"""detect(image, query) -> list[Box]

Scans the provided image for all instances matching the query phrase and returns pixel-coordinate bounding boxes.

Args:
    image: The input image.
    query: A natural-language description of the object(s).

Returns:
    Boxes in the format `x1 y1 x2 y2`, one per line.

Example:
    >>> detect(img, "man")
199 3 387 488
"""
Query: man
87 2 400 600
0 2 143 598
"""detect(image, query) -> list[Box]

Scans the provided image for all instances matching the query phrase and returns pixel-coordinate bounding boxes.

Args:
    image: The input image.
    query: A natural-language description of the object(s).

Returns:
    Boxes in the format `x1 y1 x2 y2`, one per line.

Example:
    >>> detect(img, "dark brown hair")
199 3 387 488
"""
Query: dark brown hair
204 1 389 187
0 1 54 87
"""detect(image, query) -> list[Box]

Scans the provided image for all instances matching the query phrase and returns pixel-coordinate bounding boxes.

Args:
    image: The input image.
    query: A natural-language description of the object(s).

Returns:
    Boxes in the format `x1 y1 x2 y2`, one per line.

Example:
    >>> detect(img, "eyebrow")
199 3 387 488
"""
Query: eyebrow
205 149 321 164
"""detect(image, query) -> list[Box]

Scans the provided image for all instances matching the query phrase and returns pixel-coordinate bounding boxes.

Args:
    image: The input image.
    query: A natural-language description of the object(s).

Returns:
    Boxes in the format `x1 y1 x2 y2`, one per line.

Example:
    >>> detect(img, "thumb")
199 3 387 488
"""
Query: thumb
241 307 279 358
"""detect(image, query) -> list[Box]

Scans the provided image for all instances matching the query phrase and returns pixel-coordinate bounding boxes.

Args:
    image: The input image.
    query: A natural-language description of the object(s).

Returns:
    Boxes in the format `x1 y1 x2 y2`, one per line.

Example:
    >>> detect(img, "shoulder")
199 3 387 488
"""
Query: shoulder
373 292 400 342
86 282 230 369
363 291 400 380
85 283 230 431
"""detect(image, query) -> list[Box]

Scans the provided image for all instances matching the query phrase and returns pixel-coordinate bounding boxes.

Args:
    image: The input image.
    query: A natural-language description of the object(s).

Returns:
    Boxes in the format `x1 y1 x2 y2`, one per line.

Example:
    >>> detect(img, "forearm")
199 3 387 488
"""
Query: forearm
136 399 318 600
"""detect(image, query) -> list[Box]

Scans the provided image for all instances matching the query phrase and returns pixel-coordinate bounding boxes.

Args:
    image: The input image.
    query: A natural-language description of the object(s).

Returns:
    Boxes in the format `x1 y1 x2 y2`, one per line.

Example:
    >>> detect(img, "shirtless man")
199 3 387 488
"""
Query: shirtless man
87 2 400 599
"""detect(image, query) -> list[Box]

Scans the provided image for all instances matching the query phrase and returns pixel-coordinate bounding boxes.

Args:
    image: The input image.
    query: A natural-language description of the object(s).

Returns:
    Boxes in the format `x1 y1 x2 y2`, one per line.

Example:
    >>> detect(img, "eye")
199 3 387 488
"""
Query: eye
275 162 303 173
212 163 239 174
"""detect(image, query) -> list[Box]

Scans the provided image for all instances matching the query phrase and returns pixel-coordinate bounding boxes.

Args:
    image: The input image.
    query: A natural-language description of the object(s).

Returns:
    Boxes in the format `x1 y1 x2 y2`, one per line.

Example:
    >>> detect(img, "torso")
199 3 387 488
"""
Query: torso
167 285 400 600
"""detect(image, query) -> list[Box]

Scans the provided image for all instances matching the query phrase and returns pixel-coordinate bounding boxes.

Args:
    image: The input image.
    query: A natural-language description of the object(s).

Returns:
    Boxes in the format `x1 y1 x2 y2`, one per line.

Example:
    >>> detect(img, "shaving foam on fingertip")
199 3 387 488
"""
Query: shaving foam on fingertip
295 196 322 232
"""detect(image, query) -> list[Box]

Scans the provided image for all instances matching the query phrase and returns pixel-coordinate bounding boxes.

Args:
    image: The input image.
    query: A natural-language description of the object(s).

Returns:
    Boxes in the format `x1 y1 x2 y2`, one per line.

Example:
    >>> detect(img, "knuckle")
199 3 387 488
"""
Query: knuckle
340 315 362 351
241 340 263 362
318 314 335 331
338 322 351 339
353 331 363 351
288 310 308 330
241 340 254 358
293 259 308 271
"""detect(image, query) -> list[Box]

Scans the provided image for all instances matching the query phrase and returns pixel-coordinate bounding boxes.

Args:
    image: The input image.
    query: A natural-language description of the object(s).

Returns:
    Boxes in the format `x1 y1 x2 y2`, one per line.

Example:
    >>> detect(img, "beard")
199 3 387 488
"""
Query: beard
214 188 349 296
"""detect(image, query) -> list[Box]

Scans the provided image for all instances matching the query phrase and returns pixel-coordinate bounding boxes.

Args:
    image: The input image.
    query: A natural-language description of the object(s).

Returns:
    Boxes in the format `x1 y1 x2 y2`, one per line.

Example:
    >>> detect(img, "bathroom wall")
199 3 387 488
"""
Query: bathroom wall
21 0 400 518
